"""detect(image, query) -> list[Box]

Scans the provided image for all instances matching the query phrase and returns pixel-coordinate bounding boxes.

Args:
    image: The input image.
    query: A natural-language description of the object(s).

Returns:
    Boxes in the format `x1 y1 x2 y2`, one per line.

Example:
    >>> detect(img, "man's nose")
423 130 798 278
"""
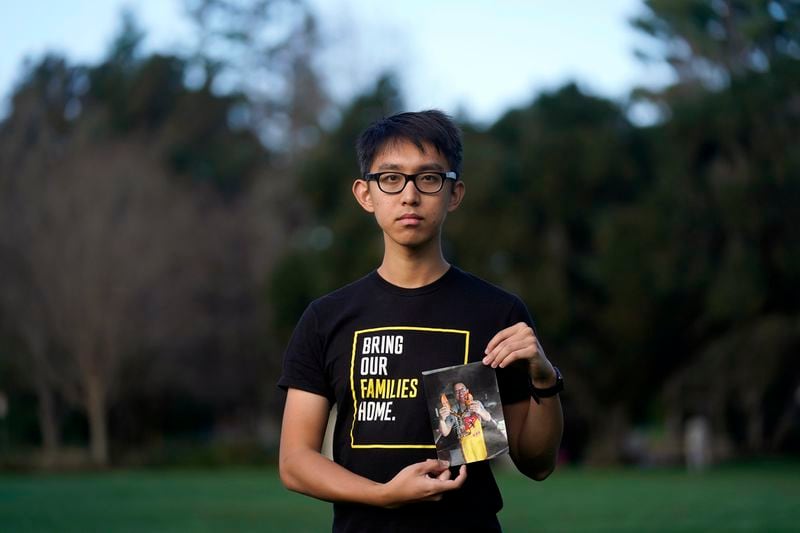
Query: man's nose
400 178 420 204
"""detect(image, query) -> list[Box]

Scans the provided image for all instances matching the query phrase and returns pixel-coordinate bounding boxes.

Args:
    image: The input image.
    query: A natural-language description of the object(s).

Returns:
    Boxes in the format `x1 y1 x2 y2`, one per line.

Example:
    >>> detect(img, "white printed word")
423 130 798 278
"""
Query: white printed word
357 400 395 421
362 335 404 355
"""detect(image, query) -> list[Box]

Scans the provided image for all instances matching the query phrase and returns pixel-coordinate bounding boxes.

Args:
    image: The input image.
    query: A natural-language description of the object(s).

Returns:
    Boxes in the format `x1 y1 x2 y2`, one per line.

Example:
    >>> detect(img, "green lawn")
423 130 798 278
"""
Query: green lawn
1 461 797 532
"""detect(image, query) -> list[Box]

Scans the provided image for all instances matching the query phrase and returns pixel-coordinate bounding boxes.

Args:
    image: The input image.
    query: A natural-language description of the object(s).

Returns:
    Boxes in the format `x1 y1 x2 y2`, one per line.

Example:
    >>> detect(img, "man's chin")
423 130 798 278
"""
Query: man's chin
387 232 435 250
399 238 433 250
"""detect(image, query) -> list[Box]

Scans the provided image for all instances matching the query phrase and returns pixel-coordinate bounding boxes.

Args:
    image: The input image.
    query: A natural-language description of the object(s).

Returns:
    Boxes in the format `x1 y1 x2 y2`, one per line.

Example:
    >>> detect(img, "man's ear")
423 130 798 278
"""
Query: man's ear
352 179 375 213
447 180 465 212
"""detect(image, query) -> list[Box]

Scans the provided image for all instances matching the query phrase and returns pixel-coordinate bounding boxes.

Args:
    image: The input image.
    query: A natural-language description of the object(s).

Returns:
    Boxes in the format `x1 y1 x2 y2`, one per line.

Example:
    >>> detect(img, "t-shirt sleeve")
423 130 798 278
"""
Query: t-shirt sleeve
496 296 536 405
277 303 334 403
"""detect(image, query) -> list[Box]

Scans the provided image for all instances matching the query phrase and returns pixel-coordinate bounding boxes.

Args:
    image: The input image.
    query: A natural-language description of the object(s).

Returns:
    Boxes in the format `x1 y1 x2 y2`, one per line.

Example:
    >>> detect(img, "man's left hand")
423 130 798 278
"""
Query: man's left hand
483 322 556 387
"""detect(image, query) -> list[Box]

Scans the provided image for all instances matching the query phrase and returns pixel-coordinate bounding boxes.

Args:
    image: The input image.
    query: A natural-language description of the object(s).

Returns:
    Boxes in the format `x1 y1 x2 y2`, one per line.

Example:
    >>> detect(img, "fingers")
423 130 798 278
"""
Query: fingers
483 323 540 368
484 323 520 354
386 461 467 507
420 467 466 501
421 466 465 500
489 340 530 366
416 458 449 475
420 459 466 488
435 464 467 486
484 339 535 368
430 464 467 493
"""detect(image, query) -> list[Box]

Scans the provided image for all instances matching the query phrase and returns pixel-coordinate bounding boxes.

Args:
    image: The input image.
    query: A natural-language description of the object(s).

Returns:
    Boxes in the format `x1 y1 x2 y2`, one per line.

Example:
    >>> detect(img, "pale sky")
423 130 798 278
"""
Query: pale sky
0 0 674 124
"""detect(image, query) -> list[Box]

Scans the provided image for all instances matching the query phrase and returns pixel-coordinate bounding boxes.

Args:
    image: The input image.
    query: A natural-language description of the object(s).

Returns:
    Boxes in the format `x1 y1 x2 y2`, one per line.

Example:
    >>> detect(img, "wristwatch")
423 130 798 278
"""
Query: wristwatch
529 366 563 403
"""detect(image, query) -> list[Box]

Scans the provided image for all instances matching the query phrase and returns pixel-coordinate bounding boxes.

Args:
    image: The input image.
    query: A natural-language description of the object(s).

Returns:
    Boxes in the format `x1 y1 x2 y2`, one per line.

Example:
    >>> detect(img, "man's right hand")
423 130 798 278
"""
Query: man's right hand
379 459 467 508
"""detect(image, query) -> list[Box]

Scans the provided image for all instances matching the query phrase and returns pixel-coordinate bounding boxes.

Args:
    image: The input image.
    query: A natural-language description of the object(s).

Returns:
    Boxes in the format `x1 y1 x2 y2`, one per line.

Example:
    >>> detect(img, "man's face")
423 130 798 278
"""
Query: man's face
454 383 468 402
352 138 464 251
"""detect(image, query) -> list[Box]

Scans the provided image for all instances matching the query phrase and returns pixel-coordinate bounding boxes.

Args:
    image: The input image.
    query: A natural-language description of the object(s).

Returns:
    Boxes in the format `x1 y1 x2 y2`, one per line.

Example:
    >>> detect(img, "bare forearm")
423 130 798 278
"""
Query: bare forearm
482 322 564 480
507 396 563 480
279 447 386 506
280 448 468 509
279 389 466 508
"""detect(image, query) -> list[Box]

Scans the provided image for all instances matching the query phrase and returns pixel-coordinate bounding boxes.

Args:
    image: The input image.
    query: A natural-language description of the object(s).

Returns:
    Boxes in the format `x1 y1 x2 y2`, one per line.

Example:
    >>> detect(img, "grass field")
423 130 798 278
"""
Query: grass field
1 461 798 532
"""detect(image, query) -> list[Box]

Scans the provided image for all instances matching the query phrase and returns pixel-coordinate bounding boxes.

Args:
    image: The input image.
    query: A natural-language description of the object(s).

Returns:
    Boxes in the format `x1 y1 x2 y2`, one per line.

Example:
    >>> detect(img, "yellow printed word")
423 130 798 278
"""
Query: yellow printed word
359 378 418 399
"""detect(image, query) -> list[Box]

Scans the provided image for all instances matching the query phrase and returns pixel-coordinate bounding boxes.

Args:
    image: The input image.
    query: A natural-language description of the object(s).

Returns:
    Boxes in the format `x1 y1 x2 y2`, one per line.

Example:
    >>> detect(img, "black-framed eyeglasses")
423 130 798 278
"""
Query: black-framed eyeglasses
364 171 458 194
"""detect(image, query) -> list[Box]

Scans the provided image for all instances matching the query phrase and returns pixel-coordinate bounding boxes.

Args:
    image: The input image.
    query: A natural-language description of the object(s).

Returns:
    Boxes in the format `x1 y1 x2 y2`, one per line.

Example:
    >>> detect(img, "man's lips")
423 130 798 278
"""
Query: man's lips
397 213 423 226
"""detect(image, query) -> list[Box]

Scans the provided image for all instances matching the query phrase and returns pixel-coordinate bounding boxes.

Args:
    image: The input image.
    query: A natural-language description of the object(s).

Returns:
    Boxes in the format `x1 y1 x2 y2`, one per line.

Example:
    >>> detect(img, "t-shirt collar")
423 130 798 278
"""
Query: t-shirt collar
369 265 457 297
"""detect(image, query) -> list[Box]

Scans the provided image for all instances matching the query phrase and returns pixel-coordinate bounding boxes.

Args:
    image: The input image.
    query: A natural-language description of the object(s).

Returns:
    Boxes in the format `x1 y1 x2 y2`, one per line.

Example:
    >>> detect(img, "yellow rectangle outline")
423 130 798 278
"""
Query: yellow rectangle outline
349 326 470 449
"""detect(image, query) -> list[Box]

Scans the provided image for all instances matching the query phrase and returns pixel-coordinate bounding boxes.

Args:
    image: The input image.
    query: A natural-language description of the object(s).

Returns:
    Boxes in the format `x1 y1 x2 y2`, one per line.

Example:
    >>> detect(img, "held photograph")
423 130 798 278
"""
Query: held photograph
422 361 509 466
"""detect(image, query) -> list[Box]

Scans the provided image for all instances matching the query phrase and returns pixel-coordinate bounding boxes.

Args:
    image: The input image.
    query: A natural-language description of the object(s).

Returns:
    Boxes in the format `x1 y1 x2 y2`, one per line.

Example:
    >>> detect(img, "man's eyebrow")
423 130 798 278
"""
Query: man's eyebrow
417 162 446 171
375 162 446 171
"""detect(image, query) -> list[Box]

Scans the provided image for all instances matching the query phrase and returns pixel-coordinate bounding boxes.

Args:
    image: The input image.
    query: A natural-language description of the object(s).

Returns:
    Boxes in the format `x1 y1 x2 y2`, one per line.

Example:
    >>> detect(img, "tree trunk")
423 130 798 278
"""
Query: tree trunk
35 375 60 466
85 373 109 466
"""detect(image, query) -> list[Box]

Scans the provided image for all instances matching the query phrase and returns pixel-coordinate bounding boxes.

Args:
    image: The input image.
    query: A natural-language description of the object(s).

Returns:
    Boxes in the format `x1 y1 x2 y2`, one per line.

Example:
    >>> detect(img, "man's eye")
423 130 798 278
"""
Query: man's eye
381 173 403 183
419 173 440 182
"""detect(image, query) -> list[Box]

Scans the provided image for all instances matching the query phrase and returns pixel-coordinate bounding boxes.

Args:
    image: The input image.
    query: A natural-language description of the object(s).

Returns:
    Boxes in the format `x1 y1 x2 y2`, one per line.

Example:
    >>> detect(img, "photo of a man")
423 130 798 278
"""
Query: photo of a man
423 361 510 466
438 382 493 462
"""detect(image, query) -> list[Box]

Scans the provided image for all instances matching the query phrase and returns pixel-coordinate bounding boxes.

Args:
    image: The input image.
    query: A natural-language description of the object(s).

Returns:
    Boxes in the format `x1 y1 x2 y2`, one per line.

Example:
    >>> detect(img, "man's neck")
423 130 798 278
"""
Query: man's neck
377 241 450 289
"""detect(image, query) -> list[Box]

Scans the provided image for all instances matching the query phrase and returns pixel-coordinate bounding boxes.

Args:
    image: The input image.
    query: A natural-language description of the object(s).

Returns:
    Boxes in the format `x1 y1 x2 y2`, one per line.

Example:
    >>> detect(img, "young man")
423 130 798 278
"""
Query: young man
278 110 564 532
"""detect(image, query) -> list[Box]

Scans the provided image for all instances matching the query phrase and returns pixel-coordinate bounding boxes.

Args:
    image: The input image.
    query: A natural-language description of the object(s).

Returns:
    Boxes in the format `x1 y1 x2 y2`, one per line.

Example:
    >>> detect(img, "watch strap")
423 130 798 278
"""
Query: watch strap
529 366 563 403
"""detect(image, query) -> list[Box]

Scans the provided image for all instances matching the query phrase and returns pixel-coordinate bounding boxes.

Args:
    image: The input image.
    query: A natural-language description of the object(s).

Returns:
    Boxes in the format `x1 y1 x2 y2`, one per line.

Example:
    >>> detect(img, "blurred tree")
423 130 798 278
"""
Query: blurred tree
630 0 800 460
183 0 329 153
0 54 206 465
633 0 800 89
0 276 60 463
650 57 800 458
0 56 88 463
0 6 314 464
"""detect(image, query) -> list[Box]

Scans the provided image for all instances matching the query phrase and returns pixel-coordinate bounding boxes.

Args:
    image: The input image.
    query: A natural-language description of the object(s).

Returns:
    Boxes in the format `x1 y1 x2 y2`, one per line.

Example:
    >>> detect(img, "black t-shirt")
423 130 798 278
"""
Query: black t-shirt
278 266 533 532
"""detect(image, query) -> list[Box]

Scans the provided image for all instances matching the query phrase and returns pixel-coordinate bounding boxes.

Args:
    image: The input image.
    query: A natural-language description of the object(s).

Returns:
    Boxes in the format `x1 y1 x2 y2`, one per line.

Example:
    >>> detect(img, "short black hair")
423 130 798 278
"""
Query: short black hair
356 110 463 177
